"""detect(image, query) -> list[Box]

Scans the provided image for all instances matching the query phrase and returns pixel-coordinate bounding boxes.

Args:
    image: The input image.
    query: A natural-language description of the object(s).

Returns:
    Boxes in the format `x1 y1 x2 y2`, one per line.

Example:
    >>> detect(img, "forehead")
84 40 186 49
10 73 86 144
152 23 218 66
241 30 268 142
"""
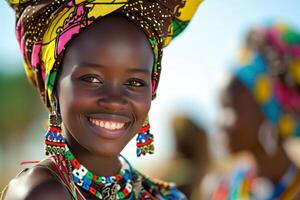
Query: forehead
222 78 251 106
61 15 153 73
222 80 263 119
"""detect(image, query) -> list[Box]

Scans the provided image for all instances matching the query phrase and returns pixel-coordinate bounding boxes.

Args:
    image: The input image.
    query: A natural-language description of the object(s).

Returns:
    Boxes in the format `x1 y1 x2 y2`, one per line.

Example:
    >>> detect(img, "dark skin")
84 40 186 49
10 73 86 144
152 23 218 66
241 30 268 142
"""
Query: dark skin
4 15 153 200
219 77 291 184
219 77 264 153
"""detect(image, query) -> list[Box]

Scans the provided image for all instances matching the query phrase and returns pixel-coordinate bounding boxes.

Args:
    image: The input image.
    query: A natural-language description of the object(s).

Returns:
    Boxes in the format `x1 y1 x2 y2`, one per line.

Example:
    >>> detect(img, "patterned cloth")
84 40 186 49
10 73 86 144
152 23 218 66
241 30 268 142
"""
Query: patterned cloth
7 0 203 111
234 23 300 139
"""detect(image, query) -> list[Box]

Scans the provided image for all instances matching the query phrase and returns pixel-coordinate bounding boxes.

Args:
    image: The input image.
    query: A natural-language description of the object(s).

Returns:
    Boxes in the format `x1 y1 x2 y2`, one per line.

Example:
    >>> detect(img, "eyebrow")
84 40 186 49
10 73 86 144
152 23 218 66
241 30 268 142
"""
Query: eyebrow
127 68 151 75
75 62 104 68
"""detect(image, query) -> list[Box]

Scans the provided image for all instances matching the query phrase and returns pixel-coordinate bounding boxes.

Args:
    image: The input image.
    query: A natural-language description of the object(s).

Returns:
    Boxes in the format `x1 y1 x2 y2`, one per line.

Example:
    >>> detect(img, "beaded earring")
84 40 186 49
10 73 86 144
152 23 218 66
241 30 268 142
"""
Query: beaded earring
44 95 66 157
136 117 154 157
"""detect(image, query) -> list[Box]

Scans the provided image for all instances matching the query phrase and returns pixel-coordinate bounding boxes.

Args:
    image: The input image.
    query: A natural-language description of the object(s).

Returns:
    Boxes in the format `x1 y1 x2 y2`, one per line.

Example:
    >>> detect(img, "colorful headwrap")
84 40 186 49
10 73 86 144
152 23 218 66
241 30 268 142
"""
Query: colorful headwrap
235 23 300 139
7 0 203 111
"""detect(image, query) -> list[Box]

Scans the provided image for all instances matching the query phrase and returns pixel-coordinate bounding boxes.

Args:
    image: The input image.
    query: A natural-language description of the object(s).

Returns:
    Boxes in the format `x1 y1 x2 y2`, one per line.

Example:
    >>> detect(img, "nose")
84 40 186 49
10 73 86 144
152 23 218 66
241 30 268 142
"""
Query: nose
97 84 128 112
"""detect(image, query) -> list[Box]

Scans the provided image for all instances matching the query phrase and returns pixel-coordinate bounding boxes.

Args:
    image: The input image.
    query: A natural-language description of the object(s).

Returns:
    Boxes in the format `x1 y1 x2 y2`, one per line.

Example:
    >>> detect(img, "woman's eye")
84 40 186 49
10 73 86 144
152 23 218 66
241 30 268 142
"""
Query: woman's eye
80 76 102 84
126 79 146 87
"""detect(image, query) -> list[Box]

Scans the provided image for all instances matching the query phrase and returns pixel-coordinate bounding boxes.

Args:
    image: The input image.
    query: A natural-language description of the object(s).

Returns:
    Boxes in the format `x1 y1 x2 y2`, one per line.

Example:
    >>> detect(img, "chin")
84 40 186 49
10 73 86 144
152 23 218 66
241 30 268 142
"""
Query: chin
87 140 126 157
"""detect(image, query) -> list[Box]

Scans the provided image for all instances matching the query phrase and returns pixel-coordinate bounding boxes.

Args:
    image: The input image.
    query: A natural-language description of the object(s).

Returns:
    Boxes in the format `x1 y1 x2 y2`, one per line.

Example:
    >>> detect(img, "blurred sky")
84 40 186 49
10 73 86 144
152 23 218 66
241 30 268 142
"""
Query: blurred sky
1 0 300 167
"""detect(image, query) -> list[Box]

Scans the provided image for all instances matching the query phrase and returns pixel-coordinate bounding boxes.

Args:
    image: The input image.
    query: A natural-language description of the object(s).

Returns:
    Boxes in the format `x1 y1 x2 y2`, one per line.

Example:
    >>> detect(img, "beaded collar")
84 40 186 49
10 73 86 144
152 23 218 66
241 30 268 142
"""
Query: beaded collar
64 147 134 199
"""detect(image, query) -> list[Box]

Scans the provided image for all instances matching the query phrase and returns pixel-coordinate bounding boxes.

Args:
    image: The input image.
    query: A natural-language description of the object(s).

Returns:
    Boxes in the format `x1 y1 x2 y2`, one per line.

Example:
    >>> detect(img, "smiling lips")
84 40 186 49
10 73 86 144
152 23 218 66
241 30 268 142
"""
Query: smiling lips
88 118 125 131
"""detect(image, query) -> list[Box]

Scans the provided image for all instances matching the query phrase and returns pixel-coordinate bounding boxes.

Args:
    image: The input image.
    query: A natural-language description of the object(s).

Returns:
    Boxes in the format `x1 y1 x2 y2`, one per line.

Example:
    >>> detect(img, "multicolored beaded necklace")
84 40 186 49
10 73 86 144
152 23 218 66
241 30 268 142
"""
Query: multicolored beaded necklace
65 147 134 199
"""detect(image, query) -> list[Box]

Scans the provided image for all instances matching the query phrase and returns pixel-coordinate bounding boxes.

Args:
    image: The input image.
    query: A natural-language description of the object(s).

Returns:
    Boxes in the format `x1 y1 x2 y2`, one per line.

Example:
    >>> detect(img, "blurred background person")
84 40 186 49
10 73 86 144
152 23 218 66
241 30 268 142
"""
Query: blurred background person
159 114 210 200
214 22 300 199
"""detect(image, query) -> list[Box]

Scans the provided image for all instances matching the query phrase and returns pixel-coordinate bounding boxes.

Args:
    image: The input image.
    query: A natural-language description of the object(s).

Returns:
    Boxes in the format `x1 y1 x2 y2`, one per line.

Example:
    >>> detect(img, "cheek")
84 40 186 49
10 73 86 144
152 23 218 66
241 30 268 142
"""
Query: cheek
234 114 259 150
58 79 93 126
132 91 152 125
58 82 76 131
59 78 92 108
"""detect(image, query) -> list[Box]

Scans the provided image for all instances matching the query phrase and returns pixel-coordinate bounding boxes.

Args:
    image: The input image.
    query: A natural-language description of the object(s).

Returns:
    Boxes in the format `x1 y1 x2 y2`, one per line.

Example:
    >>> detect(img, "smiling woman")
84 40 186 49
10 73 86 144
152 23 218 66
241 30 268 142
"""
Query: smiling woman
1 0 203 200
58 15 153 160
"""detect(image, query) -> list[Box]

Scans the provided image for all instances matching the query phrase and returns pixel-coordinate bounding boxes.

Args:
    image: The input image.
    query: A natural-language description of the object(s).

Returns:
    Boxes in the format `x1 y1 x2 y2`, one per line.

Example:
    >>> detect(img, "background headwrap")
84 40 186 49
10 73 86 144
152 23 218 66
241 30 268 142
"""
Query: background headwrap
234 22 300 139
7 0 203 112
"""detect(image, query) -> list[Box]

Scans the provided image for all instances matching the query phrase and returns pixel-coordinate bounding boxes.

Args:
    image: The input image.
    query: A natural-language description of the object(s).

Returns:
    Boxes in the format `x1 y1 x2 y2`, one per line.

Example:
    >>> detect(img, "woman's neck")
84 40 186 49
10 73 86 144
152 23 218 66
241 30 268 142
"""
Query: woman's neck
64 132 120 176
254 145 291 184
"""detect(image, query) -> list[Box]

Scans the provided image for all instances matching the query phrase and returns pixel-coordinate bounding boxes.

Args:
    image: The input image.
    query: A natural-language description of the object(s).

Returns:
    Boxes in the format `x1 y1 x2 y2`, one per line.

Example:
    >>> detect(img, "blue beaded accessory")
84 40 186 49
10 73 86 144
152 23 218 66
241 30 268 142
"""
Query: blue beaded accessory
136 117 154 157
44 95 66 156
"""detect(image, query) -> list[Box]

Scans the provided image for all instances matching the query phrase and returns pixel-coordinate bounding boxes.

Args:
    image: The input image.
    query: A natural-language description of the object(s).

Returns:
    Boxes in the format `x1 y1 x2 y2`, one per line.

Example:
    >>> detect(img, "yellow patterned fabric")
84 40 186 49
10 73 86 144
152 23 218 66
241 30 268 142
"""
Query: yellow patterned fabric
7 0 203 111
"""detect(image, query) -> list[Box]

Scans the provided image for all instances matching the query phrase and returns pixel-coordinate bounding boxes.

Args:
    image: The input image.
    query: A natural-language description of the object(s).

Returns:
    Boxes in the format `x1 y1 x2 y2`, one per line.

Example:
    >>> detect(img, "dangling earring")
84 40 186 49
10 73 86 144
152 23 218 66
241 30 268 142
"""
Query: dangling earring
136 117 154 157
44 95 66 157
258 120 278 156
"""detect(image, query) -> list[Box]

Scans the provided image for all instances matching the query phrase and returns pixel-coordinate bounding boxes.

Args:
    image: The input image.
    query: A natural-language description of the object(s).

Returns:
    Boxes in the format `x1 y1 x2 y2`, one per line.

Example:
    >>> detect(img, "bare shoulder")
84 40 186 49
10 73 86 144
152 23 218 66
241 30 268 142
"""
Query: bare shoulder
3 162 71 200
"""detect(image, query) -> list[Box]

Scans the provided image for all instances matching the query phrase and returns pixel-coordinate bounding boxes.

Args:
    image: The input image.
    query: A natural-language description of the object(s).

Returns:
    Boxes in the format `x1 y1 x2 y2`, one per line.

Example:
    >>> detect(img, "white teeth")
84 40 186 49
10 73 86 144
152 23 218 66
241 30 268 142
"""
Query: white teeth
117 123 125 129
96 120 100 126
100 121 105 127
111 122 116 130
104 121 110 129
89 118 125 130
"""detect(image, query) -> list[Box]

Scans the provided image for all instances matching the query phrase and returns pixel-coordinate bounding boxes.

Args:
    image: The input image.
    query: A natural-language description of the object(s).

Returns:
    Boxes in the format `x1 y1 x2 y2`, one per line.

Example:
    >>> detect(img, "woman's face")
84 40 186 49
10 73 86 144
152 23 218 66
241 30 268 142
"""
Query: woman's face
218 78 264 153
56 15 154 157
